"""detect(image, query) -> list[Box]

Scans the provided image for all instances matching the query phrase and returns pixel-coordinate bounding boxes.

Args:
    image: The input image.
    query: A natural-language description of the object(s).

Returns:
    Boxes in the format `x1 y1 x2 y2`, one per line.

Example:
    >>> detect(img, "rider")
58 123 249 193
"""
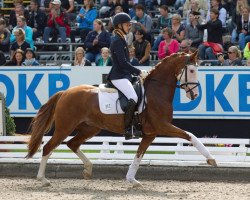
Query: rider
107 12 147 140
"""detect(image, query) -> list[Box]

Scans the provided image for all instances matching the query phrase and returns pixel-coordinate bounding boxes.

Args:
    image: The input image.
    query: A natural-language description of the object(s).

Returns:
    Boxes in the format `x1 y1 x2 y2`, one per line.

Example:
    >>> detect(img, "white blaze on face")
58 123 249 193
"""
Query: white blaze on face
177 64 199 100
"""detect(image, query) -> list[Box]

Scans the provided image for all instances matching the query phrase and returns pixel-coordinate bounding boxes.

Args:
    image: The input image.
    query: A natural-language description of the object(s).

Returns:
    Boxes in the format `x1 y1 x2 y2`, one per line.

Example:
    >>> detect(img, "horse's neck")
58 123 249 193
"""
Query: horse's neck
145 67 177 102
147 63 176 85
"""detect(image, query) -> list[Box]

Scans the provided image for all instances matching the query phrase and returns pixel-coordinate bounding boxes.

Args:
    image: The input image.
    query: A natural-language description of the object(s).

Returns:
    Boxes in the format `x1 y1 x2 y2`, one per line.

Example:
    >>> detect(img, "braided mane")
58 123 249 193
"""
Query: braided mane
145 53 184 81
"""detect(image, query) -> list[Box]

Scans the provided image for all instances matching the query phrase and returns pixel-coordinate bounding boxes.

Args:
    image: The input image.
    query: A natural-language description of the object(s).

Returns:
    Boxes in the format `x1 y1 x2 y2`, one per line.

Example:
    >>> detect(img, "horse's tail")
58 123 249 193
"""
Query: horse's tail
26 91 64 159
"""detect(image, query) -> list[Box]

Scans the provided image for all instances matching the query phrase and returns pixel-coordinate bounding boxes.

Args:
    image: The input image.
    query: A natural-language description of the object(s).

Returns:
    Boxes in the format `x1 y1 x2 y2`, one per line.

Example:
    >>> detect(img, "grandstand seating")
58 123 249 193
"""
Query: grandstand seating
0 0 246 66
0 0 31 17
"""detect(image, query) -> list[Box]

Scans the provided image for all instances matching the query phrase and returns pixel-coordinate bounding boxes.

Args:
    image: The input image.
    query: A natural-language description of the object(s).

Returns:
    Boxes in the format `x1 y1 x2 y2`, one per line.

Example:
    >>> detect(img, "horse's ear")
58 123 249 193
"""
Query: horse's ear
190 50 199 64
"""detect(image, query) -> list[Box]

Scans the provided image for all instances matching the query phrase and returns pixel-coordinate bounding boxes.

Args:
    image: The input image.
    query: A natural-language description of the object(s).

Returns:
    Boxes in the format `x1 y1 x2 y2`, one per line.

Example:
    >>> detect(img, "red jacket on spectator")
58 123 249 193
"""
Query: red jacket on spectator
47 12 70 36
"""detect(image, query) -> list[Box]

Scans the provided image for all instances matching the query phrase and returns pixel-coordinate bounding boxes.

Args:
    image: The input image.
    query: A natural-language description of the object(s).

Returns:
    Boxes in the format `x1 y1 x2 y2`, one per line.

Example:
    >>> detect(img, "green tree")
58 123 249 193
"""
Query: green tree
5 106 16 136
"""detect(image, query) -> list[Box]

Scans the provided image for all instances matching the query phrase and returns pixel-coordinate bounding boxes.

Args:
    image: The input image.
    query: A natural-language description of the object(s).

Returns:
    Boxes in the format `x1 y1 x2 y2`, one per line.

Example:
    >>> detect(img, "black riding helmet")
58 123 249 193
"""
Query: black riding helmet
113 12 132 27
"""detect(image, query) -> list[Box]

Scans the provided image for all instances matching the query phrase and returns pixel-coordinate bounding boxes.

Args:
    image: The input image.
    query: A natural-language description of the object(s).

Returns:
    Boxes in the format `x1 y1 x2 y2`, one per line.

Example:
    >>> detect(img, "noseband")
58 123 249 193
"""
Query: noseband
177 64 200 100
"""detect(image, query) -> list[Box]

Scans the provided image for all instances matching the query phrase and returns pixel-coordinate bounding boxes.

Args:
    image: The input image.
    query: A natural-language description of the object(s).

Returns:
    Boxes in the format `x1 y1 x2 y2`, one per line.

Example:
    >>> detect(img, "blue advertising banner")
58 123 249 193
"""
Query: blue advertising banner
0 66 250 119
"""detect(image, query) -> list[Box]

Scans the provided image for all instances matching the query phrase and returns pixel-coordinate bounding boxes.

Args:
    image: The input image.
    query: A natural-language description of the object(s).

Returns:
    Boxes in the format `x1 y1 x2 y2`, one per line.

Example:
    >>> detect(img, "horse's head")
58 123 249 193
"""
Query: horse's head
176 51 199 100
145 51 199 100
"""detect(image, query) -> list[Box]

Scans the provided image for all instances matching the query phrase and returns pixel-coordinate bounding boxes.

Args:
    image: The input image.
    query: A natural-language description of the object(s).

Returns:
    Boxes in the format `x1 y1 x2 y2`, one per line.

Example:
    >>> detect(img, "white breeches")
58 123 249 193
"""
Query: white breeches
111 79 138 103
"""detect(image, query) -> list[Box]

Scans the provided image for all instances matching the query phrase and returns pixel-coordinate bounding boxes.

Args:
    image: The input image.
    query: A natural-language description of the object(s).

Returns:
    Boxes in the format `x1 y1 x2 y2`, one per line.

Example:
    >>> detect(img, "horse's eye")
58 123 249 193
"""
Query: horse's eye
190 70 194 73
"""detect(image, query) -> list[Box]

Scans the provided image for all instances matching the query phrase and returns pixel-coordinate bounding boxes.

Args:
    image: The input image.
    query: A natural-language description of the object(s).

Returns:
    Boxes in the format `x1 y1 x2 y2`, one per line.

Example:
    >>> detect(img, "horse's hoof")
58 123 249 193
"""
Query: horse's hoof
132 181 143 188
83 170 92 179
41 178 51 187
127 178 143 188
207 159 218 167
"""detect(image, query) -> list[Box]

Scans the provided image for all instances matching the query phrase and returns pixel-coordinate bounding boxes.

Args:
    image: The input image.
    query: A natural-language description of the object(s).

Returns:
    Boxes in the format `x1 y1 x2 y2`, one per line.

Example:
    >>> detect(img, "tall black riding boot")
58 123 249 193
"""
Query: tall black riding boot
124 99 143 140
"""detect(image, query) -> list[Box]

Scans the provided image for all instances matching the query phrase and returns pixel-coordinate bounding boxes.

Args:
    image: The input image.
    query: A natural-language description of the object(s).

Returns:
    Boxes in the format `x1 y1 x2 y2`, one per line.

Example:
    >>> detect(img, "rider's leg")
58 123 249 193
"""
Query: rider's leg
111 79 142 139
111 79 138 102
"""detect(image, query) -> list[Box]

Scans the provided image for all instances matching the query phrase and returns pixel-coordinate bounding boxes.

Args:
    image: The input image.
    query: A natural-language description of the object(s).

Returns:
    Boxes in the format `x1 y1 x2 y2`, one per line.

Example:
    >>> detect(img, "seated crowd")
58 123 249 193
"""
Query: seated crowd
1 0 250 66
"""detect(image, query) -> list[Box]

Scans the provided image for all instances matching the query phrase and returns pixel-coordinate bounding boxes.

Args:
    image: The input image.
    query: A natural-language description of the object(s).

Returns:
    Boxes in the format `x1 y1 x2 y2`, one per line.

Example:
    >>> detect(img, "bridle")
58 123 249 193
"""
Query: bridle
177 56 200 100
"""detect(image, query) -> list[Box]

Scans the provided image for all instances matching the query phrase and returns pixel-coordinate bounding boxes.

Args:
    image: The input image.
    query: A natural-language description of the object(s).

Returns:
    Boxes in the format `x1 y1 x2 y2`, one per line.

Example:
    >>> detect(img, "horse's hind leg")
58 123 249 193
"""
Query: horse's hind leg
37 127 74 186
67 123 101 179
126 135 156 187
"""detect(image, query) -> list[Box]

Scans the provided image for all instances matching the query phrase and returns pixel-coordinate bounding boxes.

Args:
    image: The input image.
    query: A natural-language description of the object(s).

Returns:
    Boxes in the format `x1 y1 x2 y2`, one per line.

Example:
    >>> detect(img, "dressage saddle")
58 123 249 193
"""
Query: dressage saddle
105 77 144 133
105 77 143 112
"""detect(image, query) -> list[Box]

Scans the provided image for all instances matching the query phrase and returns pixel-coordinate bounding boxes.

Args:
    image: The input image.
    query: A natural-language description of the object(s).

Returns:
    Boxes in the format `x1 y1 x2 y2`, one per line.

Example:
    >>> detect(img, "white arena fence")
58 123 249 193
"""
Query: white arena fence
0 136 249 167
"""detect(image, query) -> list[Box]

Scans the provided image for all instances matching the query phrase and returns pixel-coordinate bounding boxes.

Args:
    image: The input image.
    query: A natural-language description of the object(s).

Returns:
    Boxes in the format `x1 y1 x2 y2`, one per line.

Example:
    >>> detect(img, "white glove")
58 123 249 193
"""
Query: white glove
140 70 148 79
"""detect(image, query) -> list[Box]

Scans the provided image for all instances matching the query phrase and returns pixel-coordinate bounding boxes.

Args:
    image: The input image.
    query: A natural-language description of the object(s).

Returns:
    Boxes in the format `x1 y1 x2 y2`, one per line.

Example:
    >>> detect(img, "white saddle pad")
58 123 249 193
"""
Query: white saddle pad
98 84 146 114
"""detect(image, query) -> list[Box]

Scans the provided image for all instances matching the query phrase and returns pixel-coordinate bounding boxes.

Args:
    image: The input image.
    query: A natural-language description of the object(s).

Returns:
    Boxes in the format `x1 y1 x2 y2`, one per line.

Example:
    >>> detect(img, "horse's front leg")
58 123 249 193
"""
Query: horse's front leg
126 135 156 187
157 123 217 167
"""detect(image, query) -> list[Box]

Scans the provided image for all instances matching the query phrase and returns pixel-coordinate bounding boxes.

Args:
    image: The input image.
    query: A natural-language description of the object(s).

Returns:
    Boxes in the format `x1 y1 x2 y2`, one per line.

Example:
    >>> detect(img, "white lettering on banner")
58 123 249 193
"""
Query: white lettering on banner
1 66 250 119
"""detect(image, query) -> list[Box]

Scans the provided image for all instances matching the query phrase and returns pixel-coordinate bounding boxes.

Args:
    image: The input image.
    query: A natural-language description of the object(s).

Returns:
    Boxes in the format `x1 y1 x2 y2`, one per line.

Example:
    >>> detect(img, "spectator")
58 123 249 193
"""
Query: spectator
185 11 204 48
158 27 179 60
231 0 250 43
0 51 6 65
207 0 227 28
179 39 191 53
70 0 97 43
159 0 176 7
237 7 250 50
133 29 151 66
128 45 140 66
9 2 30 29
111 0 129 16
39 0 52 12
99 0 129 18
217 46 243 66
10 28 31 58
125 30 134 47
0 18 10 53
96 47 112 66
27 0 47 40
171 14 185 43
174 0 186 15
108 6 123 32
127 0 137 18
156 5 172 31
72 47 92 66
233 0 249 24
222 0 236 17
197 8 223 61
22 48 40 66
185 0 206 25
99 0 113 18
84 19 111 63
5 49 25 66
246 58 250 66
234 0 250 22
243 41 250 59
49 0 74 13
183 0 208 18
43 0 71 47
132 4 153 43
152 5 172 51
10 16 34 49
139 0 154 12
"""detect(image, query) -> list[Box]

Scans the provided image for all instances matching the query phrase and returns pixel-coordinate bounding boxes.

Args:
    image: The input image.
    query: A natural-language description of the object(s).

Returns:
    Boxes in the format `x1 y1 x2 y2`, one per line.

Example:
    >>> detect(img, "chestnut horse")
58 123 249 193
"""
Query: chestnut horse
26 51 217 187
